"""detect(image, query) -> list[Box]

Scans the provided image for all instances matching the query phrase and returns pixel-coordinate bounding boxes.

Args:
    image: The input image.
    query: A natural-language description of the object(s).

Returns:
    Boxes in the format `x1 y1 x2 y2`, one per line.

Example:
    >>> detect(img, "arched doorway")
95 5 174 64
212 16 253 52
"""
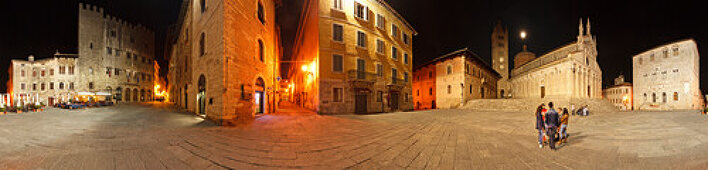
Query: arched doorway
140 89 145 102
133 89 138 101
254 77 265 115
125 88 131 102
197 75 206 116
116 87 122 101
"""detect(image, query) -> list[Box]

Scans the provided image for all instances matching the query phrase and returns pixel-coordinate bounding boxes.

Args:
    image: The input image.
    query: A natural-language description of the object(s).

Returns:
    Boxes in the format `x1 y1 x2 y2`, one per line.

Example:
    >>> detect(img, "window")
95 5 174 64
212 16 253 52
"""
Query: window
376 14 385 29
652 93 656 103
115 69 121 76
404 53 409 65
89 82 94 89
49 82 54 90
115 49 121 56
376 39 384 54
21 70 25 77
674 92 679 101
470 85 473 94
417 90 420 96
32 71 36 77
650 53 655 61
357 31 367 48
41 70 45 77
377 91 383 102
428 71 432 78
673 46 679 56
404 72 409 82
391 24 399 38
332 0 342 10
256 1 266 25
333 88 343 102
107 47 112 55
49 69 54 76
447 65 452 75
391 68 398 82
662 92 667 103
90 43 93 49
429 88 432 95
447 85 451 94
200 32 206 56
200 0 206 13
69 66 74 75
258 40 265 62
21 83 25 90
391 46 398 60
663 48 668 58
376 63 383 77
69 82 74 90
673 68 679 73
332 54 343 72
354 2 368 20
59 82 64 89
639 57 643 65
332 24 343 42
33 83 37 91
40 83 45 91
403 33 409 45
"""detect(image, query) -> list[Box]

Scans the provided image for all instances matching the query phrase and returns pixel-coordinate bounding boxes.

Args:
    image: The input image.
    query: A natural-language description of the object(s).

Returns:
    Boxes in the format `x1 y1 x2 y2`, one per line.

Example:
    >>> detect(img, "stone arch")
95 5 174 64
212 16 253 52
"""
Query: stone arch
254 77 266 114
125 88 131 102
133 89 138 101
198 75 206 115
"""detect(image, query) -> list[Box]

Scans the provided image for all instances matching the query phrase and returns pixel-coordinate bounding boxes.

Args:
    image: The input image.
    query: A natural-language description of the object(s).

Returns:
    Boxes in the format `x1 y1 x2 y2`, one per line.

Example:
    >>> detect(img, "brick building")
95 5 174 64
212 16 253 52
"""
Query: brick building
603 75 633 110
167 0 282 124
78 3 156 102
413 48 501 109
287 0 417 114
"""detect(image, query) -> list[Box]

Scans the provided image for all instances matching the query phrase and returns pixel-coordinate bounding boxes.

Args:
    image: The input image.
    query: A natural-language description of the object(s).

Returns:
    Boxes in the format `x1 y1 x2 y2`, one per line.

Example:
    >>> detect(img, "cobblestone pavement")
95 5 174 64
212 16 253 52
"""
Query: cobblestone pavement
1 103 708 169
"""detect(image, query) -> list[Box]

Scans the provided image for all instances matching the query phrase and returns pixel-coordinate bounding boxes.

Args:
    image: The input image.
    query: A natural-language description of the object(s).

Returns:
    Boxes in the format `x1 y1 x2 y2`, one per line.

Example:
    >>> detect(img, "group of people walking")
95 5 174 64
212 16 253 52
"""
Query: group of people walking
535 102 570 150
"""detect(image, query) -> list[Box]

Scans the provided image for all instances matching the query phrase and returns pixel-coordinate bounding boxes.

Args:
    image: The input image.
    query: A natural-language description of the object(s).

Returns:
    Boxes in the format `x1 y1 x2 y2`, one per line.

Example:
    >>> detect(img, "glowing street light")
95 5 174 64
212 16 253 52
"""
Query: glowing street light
301 65 308 72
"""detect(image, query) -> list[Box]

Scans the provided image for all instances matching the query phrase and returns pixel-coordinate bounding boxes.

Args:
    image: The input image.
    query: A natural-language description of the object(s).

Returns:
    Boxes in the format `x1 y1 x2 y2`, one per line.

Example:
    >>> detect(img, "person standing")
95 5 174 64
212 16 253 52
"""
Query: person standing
559 108 570 144
535 104 546 148
544 102 560 150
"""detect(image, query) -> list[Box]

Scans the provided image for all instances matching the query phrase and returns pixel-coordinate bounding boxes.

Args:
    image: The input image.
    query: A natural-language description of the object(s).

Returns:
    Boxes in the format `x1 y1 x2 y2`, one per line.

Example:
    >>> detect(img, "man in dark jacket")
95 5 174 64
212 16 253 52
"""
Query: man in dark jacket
544 102 560 150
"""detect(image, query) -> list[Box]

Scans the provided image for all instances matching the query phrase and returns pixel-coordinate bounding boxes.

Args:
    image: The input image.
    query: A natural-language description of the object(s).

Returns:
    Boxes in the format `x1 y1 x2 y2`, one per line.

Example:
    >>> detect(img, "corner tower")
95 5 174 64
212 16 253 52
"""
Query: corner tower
492 21 510 98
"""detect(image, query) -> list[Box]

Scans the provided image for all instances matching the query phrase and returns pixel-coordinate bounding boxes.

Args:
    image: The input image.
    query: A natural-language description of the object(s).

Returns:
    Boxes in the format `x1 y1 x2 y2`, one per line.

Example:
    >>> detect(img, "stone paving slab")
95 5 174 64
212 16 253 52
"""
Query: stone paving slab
2 103 708 169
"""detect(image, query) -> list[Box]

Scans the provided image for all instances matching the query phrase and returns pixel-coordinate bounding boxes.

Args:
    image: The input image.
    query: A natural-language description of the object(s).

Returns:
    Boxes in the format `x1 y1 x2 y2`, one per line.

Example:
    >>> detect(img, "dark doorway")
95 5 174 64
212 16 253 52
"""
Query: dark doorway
432 100 436 109
355 93 368 113
541 86 546 98
390 92 399 110
480 87 485 98
255 78 265 115
133 89 138 101
198 75 206 116
587 86 591 97
125 88 131 102
500 90 505 98
184 85 188 109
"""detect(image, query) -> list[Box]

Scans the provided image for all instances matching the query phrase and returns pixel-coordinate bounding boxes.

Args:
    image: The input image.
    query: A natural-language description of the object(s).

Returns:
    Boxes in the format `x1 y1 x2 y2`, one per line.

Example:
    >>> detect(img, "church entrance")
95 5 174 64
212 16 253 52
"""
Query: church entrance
540 86 546 98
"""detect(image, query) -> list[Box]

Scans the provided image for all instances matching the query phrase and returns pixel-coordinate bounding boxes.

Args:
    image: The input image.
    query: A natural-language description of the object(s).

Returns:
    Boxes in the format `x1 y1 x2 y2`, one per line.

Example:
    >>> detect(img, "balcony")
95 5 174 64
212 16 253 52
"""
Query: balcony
347 70 379 89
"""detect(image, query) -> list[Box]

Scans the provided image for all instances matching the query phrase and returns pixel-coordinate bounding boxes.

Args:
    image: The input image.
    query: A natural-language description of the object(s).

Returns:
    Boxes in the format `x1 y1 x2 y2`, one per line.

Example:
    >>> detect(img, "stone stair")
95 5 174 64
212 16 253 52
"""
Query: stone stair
460 98 619 113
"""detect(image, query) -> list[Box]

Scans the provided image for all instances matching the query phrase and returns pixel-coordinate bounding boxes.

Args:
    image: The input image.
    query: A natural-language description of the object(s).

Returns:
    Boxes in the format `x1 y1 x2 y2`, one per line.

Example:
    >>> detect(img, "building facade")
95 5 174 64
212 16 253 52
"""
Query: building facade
413 48 501 109
288 0 417 114
510 18 602 101
167 0 282 124
412 64 436 110
78 3 156 102
603 75 633 110
632 39 703 110
492 21 511 98
9 54 79 106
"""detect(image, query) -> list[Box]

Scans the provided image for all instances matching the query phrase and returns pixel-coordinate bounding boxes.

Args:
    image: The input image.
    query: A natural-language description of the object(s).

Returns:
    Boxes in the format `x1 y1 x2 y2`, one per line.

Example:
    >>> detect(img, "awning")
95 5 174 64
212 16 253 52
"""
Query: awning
95 92 112 96
77 92 95 96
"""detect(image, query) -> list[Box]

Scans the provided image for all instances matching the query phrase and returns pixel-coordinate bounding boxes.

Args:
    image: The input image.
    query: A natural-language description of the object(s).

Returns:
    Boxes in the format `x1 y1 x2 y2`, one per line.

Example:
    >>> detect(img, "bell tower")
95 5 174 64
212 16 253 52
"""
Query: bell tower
492 20 509 98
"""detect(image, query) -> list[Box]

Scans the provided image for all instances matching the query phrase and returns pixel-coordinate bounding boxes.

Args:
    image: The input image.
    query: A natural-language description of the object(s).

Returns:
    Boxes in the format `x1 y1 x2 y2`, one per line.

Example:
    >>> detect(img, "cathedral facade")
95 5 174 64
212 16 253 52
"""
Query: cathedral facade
509 18 602 100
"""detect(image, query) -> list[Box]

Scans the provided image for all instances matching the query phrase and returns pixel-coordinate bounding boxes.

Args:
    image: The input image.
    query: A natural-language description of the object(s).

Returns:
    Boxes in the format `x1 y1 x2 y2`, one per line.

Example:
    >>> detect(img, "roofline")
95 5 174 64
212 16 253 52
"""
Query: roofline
415 47 501 78
631 38 696 58
375 0 417 35
513 41 577 69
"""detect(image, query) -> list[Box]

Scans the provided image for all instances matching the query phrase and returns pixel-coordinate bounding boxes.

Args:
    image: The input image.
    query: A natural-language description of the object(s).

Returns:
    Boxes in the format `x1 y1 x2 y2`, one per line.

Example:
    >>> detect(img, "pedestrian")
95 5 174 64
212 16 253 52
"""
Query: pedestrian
559 108 570 144
583 105 589 116
571 104 575 116
544 102 560 150
535 104 546 148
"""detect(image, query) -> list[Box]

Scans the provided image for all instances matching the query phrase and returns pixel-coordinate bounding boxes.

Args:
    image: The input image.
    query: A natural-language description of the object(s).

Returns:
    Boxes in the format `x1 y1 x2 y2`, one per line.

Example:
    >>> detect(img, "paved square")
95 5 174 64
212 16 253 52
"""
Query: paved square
1 103 708 169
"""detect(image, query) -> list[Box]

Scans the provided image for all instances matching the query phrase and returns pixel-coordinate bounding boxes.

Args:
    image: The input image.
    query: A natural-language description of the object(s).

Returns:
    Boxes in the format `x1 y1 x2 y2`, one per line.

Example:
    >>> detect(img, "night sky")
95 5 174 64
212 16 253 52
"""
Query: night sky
2 0 707 94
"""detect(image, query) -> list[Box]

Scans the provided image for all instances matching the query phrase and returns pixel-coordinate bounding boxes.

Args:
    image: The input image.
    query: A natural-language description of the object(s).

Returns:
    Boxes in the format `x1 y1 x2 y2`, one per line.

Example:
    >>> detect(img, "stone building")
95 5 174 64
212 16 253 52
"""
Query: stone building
510 18 603 103
603 75 633 110
167 0 282 124
413 48 501 109
492 21 511 98
8 54 79 106
288 0 417 114
78 3 155 102
632 39 703 110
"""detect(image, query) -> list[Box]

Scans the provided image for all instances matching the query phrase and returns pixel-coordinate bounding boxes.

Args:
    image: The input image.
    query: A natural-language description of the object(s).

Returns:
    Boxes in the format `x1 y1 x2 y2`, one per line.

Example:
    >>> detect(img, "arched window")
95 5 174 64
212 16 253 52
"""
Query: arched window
199 32 206 56
200 0 206 13
652 93 656 103
258 40 264 62
257 1 265 24
59 82 64 89
662 92 667 103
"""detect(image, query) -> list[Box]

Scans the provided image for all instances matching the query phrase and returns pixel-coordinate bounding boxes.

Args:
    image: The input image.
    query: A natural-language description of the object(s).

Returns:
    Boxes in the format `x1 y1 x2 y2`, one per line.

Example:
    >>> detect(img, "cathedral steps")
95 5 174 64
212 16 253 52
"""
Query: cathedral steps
460 98 619 113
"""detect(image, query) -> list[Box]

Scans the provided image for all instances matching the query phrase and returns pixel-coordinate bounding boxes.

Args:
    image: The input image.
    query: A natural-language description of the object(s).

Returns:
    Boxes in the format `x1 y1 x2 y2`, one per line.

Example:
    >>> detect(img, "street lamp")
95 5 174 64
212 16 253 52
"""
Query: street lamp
520 31 527 40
